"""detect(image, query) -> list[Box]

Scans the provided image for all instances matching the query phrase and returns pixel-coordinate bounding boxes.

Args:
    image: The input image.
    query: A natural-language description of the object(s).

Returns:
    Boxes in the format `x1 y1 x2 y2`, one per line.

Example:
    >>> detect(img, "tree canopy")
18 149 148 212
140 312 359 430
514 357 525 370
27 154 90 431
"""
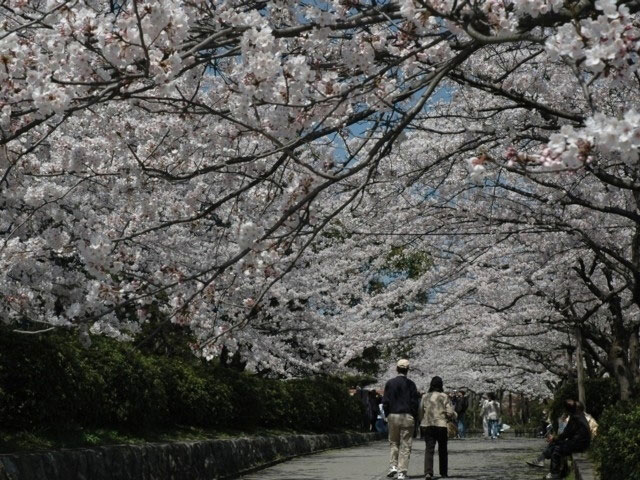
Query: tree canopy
1 0 639 398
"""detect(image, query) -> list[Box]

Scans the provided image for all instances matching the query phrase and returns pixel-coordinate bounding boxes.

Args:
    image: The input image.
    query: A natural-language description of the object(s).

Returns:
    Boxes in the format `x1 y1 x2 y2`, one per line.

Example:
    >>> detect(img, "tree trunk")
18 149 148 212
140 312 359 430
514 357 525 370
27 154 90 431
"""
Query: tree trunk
629 325 640 393
609 340 632 402
509 391 513 419
576 327 586 406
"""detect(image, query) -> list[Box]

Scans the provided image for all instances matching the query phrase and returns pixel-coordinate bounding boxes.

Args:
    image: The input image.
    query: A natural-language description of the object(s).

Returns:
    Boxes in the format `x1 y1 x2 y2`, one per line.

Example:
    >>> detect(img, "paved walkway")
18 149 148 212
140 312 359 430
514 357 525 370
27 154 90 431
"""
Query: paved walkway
240 436 547 480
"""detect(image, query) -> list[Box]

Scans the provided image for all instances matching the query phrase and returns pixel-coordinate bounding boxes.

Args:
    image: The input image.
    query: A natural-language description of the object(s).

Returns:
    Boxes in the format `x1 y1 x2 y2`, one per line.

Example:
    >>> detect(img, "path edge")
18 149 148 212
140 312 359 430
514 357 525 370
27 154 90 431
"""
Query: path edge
0 431 385 480
573 452 600 480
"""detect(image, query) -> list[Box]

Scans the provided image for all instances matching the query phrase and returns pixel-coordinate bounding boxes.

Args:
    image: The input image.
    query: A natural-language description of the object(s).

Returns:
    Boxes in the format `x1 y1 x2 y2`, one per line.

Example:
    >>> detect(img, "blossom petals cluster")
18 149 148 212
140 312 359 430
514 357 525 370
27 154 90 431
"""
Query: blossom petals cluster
546 0 639 76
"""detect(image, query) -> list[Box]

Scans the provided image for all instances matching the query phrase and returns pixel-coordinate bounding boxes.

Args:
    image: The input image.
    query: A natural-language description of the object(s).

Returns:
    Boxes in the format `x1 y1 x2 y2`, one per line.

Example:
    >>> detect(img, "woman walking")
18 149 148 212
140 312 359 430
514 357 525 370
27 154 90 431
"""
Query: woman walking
419 376 456 479
482 392 501 439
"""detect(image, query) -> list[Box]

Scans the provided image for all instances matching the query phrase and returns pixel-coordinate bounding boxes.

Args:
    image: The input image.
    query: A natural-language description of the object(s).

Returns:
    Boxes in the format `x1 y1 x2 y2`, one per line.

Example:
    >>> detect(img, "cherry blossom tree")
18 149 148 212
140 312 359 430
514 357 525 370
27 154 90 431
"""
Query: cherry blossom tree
1 0 640 395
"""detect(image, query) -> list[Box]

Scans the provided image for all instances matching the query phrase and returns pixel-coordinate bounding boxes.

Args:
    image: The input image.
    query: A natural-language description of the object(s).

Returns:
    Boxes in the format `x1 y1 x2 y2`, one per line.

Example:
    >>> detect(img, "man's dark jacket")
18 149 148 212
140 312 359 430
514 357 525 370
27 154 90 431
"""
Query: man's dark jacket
556 413 591 450
382 375 420 418
455 395 468 415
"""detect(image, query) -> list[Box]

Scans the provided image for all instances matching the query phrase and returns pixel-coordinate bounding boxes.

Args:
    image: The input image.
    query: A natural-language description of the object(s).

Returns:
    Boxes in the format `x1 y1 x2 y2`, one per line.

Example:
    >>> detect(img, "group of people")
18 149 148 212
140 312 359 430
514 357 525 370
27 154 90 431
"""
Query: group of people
480 392 502 439
380 359 594 480
366 386 468 441
381 359 455 480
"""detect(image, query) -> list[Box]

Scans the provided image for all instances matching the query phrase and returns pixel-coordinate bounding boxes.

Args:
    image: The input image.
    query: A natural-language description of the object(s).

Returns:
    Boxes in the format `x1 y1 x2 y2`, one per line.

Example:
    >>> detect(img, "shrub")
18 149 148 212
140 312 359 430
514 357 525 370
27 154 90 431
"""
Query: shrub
0 331 96 429
285 377 362 431
312 377 362 430
0 328 363 435
259 379 293 429
215 368 265 428
85 339 169 428
160 359 231 428
592 402 640 480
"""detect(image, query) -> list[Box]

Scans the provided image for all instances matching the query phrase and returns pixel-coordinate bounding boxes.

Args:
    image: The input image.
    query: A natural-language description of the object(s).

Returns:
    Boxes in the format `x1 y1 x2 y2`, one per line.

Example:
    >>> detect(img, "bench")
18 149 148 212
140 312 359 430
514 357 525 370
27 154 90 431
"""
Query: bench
572 452 599 480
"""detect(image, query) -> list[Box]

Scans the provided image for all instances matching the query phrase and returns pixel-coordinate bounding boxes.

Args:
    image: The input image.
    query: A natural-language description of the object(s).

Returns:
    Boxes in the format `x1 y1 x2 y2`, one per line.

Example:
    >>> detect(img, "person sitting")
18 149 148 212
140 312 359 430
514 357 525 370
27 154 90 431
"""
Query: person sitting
527 411 569 469
528 399 591 479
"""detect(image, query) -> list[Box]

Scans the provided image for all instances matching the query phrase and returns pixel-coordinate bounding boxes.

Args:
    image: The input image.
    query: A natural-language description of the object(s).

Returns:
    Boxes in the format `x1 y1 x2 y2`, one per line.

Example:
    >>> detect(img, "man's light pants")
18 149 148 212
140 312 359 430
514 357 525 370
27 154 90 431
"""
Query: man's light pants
388 413 415 473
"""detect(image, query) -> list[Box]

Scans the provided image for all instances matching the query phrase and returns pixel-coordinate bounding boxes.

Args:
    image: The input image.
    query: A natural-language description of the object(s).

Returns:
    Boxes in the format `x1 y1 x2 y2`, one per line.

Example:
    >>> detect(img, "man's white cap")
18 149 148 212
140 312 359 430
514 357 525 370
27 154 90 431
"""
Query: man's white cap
397 359 410 368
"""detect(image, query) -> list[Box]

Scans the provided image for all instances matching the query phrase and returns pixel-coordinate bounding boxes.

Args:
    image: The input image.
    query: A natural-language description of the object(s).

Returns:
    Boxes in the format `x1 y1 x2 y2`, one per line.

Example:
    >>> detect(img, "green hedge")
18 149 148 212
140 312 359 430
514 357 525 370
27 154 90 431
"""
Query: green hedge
0 329 363 433
592 402 640 480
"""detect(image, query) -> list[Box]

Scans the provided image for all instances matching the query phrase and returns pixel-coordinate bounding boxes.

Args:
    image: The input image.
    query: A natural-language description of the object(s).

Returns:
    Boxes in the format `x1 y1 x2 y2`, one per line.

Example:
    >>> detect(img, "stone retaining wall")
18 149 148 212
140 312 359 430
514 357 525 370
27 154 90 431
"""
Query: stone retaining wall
573 452 599 480
0 432 382 480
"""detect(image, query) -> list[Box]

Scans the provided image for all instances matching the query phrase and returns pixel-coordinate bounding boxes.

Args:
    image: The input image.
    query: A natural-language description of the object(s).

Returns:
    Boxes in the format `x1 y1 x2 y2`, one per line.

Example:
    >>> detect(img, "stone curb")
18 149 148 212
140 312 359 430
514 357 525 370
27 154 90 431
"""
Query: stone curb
0 432 383 480
573 452 599 480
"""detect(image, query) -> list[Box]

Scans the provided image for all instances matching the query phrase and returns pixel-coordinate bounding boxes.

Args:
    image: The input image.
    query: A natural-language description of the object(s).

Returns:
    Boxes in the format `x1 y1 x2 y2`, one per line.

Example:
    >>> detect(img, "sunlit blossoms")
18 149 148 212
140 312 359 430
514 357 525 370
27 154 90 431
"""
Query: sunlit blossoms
546 0 639 76
1 0 639 394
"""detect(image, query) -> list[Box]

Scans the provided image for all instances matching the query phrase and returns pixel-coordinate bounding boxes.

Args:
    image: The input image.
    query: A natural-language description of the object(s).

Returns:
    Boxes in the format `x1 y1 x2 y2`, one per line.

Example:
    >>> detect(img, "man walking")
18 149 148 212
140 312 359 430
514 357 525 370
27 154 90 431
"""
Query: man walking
382 359 420 480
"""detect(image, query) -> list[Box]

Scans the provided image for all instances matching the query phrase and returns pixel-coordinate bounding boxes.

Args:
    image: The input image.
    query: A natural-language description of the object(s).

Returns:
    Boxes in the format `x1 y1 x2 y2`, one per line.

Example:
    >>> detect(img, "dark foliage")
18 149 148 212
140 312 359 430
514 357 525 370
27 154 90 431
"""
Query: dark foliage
0 329 363 434
592 401 640 480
